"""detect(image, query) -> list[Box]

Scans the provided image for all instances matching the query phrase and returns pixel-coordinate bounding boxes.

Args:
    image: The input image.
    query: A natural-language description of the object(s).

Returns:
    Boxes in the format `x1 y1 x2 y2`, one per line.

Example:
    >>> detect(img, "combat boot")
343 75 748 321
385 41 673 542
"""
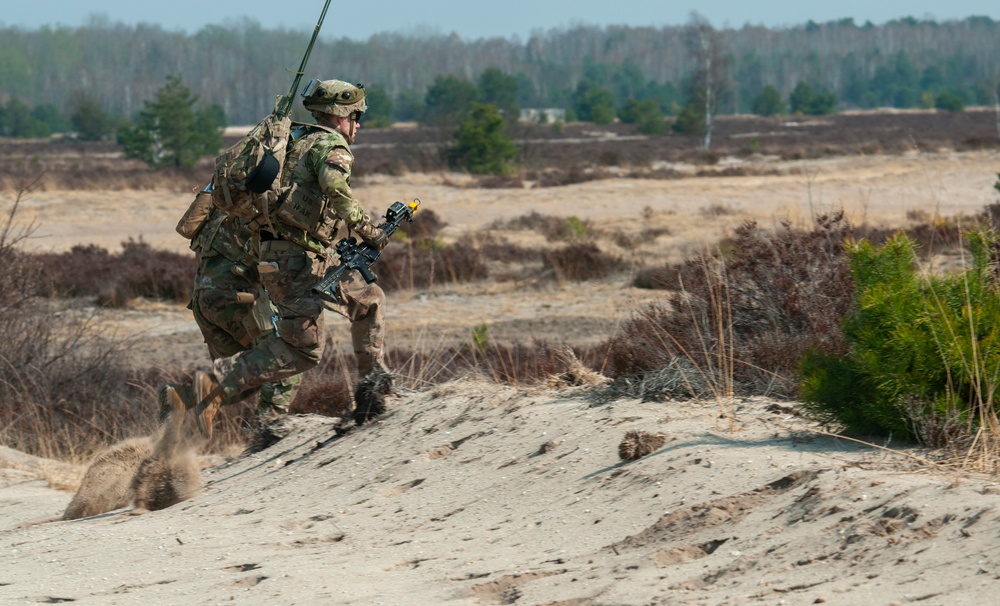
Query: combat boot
352 365 394 426
156 379 199 424
191 371 226 440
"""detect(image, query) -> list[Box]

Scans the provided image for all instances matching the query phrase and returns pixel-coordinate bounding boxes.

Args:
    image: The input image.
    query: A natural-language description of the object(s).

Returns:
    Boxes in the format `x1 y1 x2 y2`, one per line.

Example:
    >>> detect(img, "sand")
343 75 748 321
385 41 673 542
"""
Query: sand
3 385 1000 605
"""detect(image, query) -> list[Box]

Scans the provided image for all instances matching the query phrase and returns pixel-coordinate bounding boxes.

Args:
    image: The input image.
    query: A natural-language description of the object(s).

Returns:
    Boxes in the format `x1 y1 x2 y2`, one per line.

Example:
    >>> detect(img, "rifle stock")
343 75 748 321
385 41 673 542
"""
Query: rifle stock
312 199 420 303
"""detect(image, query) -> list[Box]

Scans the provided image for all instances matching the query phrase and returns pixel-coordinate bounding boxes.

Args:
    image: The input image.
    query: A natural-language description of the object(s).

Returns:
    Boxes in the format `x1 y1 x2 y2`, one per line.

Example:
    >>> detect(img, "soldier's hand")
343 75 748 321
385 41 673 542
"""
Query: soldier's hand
355 221 388 250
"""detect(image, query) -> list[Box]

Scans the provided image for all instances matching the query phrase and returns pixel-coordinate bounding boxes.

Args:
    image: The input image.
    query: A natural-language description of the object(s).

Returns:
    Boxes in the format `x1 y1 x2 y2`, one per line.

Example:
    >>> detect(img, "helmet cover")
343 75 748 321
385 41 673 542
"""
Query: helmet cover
301 79 367 117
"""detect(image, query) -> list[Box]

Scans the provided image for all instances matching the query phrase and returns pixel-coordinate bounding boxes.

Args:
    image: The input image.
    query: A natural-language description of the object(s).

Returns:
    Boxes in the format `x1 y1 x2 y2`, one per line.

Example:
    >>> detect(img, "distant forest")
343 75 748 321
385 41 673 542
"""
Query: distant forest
1 15 998 128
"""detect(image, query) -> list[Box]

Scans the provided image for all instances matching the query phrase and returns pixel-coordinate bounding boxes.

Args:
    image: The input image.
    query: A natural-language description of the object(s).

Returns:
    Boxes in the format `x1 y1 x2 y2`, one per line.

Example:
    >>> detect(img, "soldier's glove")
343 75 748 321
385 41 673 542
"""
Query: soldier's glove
354 221 388 251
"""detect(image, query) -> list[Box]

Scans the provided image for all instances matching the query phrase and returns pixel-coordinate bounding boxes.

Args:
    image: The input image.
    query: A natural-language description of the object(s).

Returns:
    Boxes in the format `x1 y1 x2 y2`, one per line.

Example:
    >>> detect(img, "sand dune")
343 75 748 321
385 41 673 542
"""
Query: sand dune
2 380 999 604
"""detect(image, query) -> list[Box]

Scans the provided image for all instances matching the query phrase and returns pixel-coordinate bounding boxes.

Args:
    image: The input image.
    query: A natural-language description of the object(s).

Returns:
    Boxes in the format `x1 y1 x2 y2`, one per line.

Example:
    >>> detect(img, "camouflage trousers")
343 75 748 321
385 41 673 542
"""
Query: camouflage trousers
190 253 301 416
211 240 386 405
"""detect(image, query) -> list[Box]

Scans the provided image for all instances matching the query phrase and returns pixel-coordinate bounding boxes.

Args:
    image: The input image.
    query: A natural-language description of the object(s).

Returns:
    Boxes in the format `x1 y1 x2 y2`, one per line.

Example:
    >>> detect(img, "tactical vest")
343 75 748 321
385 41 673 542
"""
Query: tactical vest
191 207 254 264
271 124 351 253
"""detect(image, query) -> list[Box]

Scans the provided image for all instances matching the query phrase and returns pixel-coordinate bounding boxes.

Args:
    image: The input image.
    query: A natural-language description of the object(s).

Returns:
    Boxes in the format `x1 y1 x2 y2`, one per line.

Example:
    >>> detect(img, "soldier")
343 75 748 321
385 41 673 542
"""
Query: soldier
176 79 392 438
176 197 301 424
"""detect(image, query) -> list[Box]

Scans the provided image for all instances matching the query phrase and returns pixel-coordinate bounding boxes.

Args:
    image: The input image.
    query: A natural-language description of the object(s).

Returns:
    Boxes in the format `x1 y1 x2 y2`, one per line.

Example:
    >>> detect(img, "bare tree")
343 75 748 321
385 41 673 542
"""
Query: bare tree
993 77 1000 142
684 13 730 150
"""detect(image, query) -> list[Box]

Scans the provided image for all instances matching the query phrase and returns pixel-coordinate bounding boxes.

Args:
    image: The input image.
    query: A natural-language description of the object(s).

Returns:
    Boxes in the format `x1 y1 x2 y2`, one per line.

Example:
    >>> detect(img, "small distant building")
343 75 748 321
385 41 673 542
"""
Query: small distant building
519 108 566 123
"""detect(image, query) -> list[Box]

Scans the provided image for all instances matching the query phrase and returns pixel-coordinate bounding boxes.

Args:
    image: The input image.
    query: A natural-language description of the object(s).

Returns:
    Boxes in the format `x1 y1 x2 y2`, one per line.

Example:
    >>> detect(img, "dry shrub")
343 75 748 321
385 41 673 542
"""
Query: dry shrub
547 345 609 387
474 233 542 264
5 112 997 194
618 430 667 461
398 207 447 241
0 188 167 462
543 242 623 282
695 166 754 178
34 239 195 306
489 211 594 242
628 167 683 180
475 174 524 189
0 141 211 192
300 342 605 393
289 347 355 418
899 219 963 252
691 150 720 165
530 167 610 188
631 265 669 290
699 204 736 217
377 238 488 290
609 213 857 398
901 396 973 451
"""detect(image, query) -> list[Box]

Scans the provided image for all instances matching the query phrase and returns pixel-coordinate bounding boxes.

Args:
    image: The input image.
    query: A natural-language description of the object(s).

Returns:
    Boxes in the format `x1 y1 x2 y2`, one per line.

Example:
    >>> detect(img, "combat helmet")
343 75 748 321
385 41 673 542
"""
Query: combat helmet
301 79 367 117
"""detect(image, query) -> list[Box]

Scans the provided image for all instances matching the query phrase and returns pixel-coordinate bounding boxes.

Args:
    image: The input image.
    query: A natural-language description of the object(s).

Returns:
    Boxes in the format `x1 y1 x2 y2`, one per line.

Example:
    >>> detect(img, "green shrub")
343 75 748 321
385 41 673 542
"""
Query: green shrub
672 103 706 136
789 82 837 115
117 75 224 169
751 85 786 116
800 230 1000 442
445 103 517 175
571 81 616 125
934 92 965 113
619 98 666 134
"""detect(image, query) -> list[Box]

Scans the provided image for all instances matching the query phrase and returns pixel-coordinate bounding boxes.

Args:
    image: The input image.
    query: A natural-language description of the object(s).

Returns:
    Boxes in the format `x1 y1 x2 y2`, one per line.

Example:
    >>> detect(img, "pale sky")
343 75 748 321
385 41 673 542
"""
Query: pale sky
3 1 999 39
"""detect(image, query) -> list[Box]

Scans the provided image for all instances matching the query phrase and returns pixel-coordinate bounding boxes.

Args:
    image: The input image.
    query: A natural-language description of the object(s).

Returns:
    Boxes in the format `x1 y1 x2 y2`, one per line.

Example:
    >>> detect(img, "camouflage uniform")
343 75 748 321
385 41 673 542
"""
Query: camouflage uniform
187 197 301 417
202 80 390 426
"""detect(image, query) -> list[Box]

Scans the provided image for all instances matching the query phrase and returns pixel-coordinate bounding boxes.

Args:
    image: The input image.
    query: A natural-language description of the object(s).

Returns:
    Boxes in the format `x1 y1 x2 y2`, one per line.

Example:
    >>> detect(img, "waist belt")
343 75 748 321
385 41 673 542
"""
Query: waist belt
260 239 304 252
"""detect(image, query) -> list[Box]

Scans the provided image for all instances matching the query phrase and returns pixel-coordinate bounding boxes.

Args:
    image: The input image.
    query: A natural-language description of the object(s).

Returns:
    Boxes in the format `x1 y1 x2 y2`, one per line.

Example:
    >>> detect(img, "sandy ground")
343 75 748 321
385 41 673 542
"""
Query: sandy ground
3 149 1000 605
3 384 1000 605
16 150 1000 256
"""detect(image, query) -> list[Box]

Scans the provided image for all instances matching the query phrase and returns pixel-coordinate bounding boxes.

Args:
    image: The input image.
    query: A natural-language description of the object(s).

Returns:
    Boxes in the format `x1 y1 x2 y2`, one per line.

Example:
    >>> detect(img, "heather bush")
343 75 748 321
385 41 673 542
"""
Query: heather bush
542 242 623 282
607 213 856 399
475 233 542 264
34 239 195 306
489 211 594 241
397 207 447 242
377 237 488 290
105 239 195 305
800 229 1000 456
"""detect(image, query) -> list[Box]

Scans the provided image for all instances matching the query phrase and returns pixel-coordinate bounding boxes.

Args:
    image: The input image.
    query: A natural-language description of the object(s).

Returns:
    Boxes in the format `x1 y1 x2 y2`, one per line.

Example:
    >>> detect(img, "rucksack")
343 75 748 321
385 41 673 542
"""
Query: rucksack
209 111 292 227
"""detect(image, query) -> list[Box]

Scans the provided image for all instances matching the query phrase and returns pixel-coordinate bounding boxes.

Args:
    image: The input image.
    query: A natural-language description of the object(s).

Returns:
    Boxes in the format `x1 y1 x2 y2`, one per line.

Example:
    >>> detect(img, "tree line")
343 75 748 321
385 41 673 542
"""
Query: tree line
1 14 998 142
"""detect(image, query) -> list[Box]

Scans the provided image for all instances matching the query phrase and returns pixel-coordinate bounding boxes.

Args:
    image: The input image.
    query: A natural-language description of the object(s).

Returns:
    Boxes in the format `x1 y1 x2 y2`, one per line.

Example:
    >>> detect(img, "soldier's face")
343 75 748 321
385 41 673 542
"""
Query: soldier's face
334 114 361 143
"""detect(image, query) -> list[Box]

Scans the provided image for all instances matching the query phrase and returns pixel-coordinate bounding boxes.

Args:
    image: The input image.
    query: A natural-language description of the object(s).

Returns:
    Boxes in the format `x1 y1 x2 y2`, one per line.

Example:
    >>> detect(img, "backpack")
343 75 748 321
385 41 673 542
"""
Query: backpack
210 112 292 226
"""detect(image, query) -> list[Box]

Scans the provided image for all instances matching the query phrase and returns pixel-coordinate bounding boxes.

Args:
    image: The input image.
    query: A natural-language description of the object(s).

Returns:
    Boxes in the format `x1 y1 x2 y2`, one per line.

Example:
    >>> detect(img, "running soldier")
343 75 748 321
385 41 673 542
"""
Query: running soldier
178 195 301 423
176 79 393 438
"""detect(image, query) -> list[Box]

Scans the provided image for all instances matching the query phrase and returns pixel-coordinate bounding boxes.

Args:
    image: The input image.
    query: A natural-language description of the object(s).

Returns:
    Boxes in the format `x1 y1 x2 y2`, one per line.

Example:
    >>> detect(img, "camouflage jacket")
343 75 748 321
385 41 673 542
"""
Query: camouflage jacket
271 123 370 254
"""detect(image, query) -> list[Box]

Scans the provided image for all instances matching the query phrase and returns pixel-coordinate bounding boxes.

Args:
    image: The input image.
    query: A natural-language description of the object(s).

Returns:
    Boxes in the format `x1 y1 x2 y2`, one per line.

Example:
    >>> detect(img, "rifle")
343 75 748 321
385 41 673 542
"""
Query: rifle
312 200 420 304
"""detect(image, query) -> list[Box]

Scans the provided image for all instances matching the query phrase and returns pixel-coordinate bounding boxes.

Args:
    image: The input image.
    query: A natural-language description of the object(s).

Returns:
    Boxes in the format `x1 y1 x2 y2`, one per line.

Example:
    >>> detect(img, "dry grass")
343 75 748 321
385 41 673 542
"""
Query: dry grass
618 430 667 461
0 174 163 464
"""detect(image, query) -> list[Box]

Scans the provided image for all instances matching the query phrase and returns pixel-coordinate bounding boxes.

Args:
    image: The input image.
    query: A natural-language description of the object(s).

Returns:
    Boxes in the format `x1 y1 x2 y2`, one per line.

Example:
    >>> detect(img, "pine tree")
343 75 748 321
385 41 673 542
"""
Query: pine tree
445 103 517 175
117 75 224 168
